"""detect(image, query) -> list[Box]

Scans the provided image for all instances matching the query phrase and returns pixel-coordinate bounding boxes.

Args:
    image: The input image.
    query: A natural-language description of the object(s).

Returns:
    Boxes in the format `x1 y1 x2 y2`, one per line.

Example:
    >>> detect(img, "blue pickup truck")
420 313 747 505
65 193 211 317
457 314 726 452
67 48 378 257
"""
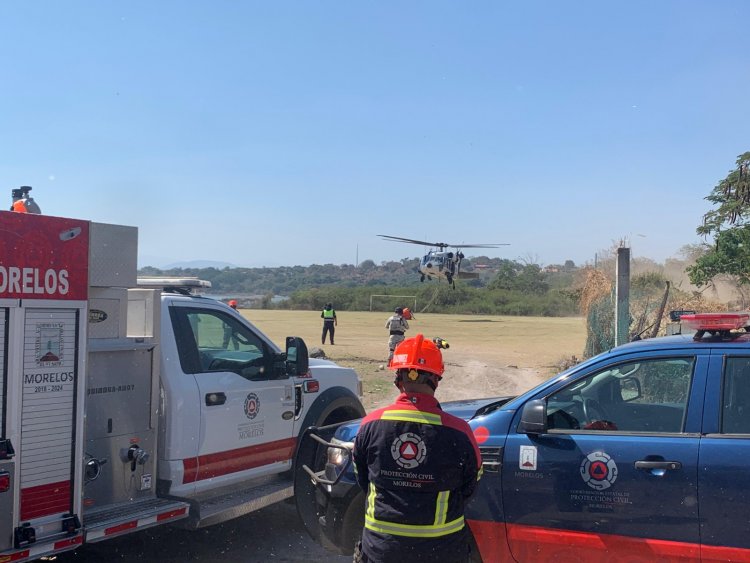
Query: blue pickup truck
295 313 750 562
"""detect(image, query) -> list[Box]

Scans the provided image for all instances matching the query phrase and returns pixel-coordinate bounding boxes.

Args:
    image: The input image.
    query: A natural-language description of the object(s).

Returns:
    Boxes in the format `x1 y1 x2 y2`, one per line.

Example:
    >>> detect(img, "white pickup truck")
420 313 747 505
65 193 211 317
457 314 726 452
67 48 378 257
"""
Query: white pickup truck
0 210 365 561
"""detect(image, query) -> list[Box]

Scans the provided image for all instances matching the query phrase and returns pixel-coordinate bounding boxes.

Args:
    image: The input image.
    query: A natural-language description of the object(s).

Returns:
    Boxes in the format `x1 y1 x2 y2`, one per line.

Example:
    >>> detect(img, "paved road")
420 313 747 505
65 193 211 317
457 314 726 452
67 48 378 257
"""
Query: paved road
57 500 351 563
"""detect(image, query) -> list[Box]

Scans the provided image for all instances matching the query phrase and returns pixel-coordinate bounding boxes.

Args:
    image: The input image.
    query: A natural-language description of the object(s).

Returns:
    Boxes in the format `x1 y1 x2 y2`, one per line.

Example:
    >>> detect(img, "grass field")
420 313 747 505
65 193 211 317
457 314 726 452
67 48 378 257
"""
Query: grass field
240 310 587 410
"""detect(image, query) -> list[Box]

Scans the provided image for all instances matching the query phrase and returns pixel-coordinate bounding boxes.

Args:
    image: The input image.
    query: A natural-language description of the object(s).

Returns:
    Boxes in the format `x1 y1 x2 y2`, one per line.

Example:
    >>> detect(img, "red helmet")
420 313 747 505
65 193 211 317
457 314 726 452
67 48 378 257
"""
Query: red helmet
389 334 444 377
228 299 238 308
403 307 414 320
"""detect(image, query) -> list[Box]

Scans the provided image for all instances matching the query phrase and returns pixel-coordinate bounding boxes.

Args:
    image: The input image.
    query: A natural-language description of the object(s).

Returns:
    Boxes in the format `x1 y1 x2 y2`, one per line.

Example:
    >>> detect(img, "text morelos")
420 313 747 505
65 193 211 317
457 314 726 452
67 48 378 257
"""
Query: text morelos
23 372 75 385
0 266 70 296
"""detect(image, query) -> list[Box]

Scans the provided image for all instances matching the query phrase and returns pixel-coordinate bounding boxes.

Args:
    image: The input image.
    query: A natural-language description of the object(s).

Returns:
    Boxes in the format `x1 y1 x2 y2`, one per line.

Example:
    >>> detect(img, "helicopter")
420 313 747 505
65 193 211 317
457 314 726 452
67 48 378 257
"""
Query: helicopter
378 235 509 288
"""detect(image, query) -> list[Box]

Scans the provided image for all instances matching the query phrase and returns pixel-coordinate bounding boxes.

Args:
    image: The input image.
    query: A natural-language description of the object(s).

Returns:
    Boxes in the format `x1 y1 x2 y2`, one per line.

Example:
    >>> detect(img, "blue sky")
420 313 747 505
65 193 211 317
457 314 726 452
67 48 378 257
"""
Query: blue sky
2 2 748 268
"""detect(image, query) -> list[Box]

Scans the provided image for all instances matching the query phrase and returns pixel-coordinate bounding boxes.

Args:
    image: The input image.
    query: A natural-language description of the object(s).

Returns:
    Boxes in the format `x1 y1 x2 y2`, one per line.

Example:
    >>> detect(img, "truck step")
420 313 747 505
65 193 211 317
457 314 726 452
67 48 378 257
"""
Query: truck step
184 474 294 528
84 498 190 542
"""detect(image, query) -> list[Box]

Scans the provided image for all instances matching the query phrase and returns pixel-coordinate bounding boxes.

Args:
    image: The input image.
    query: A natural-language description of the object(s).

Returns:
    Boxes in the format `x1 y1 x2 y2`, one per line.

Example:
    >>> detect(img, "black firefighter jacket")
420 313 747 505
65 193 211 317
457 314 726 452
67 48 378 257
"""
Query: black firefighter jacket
352 392 482 563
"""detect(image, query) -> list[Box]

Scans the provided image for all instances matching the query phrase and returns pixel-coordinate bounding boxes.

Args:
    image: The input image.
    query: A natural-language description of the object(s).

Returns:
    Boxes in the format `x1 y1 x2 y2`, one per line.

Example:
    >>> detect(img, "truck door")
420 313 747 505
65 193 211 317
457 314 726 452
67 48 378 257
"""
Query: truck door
503 353 706 562
698 353 750 560
170 306 295 487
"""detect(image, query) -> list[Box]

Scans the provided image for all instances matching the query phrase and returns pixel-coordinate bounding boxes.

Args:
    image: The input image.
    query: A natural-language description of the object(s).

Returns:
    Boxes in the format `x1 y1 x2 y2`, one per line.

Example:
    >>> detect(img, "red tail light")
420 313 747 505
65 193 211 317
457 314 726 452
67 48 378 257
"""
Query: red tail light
0 471 10 493
303 380 320 393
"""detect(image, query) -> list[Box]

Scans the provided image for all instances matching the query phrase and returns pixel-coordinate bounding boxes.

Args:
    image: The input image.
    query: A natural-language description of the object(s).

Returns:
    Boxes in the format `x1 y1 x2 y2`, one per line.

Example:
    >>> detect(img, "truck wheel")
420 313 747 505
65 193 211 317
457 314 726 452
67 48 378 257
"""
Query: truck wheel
333 489 365 555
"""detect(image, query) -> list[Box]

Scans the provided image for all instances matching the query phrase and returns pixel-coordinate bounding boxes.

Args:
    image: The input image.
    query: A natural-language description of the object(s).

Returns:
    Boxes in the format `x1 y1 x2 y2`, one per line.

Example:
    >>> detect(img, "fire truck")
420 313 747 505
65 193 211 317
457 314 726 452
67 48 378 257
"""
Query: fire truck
0 210 365 561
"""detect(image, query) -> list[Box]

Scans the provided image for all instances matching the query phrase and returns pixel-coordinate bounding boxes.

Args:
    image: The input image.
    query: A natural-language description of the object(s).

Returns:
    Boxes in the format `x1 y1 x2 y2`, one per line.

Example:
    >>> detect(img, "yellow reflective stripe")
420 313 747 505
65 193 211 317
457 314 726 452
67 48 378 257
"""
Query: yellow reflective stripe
365 515 465 538
434 491 450 525
380 410 442 425
477 465 484 481
367 483 376 520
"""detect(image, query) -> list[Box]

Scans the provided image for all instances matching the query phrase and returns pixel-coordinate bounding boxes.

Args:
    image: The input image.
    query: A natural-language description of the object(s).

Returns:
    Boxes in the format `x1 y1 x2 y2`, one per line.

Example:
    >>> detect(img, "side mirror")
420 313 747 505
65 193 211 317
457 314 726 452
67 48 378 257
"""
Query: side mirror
518 399 548 435
286 336 309 376
620 376 642 401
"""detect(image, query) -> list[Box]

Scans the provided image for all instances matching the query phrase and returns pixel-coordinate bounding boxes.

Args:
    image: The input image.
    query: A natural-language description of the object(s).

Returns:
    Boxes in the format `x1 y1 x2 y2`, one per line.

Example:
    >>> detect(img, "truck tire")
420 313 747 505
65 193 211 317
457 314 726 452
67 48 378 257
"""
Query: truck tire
331 489 365 555
297 387 365 441
287 388 364 481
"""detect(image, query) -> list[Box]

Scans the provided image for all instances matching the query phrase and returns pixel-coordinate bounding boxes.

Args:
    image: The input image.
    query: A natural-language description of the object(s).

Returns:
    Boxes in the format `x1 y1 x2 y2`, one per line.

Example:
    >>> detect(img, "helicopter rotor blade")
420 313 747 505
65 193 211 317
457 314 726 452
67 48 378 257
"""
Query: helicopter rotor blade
378 235 448 248
453 243 510 248
379 235 509 249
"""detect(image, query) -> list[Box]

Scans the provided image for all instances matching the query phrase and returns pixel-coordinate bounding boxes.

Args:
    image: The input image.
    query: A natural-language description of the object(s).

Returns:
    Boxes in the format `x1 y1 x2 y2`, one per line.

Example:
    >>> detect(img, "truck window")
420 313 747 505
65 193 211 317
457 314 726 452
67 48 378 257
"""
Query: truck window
721 357 750 434
171 307 272 380
546 357 694 433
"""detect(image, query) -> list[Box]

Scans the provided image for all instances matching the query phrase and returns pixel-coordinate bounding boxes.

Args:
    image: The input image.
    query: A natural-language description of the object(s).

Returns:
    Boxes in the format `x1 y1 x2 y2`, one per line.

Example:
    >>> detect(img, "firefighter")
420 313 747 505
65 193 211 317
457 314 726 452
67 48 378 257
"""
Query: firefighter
352 334 481 563
384 307 409 362
223 300 240 349
321 303 337 345
10 186 41 214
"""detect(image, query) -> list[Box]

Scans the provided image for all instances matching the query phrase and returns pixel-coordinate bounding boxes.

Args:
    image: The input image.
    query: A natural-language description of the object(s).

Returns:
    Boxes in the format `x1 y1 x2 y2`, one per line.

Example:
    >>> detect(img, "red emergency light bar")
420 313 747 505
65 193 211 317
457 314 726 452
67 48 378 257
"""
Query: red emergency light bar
680 313 750 340
680 313 750 331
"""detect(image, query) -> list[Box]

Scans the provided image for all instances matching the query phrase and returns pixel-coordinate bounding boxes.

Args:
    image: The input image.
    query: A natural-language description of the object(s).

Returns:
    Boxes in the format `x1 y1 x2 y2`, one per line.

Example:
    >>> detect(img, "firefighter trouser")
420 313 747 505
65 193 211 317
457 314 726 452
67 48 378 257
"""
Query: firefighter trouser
322 322 335 344
353 540 473 563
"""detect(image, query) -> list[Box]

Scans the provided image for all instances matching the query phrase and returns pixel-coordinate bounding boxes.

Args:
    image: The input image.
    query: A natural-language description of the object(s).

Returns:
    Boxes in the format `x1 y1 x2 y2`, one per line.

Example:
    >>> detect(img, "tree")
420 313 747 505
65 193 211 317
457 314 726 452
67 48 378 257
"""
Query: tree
688 152 750 286
488 259 549 294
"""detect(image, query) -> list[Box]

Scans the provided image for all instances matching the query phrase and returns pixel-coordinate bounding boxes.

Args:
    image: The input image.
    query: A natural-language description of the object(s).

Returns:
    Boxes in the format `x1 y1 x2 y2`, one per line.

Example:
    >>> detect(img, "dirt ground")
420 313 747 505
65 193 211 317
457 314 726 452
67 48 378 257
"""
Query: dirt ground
59 310 586 562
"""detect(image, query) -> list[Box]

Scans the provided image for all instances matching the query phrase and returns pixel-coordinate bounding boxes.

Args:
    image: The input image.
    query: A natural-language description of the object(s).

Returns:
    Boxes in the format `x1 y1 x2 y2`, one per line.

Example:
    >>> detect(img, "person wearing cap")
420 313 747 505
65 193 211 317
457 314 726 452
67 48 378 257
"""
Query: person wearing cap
223 299 240 349
321 303 337 345
352 334 481 563
384 307 409 362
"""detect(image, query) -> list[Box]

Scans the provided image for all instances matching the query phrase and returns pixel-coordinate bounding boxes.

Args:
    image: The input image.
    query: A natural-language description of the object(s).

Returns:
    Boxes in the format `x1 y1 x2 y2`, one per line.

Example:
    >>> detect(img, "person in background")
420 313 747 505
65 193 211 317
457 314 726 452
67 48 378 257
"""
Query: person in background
384 307 409 363
321 303 337 345
10 186 41 214
223 299 239 349
352 334 481 563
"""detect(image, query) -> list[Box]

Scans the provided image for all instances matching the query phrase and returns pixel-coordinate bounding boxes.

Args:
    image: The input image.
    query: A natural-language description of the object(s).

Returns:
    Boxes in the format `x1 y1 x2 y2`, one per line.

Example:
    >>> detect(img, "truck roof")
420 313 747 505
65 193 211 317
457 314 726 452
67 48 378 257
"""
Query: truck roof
606 331 750 355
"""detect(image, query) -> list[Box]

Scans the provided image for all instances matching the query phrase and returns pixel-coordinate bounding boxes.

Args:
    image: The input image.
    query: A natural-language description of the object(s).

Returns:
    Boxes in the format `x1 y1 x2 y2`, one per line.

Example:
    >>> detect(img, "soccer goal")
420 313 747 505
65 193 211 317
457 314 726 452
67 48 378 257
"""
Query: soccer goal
369 294 417 312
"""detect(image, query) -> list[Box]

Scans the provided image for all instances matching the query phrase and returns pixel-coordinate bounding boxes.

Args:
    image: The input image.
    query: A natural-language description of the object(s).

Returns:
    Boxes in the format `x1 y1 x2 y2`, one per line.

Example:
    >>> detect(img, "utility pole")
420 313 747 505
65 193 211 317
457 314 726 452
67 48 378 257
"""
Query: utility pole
615 246 630 346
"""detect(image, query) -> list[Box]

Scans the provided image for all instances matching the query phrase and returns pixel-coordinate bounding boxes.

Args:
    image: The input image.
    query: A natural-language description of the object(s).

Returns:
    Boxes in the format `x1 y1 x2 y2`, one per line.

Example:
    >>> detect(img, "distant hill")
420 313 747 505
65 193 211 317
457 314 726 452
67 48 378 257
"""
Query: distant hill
162 259 237 269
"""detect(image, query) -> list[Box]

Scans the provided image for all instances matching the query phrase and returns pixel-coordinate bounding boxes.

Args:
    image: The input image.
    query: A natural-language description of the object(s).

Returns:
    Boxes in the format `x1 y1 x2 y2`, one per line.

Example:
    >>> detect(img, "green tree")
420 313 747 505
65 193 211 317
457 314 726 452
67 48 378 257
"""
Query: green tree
488 260 549 294
688 152 750 286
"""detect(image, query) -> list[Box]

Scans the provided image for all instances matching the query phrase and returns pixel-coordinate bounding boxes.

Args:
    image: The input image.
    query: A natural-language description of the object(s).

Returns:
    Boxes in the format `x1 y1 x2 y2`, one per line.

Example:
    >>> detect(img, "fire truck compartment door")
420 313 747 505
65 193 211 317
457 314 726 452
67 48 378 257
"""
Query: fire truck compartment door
19 307 80 526
0 307 13 551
